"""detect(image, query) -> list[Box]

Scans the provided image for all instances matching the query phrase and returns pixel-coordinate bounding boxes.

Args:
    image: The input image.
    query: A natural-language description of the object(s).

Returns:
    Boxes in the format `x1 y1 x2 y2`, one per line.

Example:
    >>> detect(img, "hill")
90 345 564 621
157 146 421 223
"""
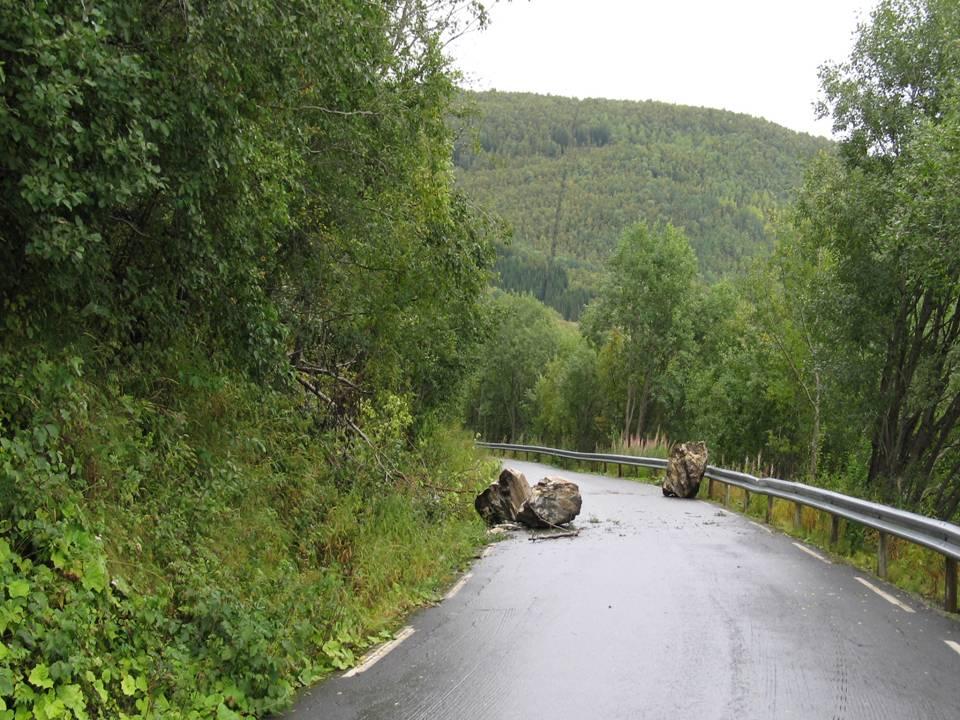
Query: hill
453 91 831 318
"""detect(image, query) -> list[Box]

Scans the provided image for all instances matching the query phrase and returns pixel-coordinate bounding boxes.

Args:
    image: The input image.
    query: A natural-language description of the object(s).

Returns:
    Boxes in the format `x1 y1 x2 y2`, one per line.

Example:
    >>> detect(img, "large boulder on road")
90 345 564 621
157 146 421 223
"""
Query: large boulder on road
475 468 532 525
662 442 708 498
516 477 582 528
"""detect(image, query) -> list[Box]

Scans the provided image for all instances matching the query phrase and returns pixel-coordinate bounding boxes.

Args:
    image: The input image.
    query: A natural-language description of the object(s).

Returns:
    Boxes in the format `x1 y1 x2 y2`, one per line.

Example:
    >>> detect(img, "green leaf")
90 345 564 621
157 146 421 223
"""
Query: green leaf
7 580 29 599
34 693 65 720
80 557 107 593
56 684 85 714
91 679 107 703
216 703 242 720
120 674 136 696
0 668 13 696
28 664 54 689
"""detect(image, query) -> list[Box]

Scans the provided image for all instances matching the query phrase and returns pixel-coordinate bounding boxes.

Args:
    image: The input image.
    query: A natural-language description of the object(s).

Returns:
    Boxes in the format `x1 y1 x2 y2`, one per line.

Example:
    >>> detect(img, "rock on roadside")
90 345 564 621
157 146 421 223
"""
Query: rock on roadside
475 468 532 525
516 477 582 528
662 441 708 498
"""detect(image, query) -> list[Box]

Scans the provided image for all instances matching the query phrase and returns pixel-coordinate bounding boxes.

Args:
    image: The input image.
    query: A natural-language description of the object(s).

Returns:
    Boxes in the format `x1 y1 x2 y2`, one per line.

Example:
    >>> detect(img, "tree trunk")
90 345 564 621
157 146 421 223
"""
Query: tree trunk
810 370 821 484
635 372 652 441
622 378 636 442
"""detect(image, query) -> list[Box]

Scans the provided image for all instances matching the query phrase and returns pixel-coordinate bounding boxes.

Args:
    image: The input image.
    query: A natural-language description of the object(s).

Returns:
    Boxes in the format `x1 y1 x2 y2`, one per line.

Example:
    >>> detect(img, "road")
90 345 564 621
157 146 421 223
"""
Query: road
284 459 960 719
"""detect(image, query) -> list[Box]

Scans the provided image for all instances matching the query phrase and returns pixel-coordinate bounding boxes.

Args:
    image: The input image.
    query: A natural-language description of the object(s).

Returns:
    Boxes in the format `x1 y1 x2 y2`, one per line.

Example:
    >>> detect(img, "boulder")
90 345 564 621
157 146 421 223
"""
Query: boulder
475 468 532 525
516 476 582 528
662 441 708 498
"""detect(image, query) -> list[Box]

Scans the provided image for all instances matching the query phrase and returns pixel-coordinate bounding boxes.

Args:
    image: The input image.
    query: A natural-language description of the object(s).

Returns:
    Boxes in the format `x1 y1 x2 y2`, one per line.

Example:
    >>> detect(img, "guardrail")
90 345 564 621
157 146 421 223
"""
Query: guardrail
477 441 960 613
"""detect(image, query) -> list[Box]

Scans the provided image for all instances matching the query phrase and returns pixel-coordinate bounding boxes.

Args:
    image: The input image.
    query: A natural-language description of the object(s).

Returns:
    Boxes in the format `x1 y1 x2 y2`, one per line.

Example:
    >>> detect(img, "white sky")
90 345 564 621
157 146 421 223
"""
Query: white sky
449 0 878 137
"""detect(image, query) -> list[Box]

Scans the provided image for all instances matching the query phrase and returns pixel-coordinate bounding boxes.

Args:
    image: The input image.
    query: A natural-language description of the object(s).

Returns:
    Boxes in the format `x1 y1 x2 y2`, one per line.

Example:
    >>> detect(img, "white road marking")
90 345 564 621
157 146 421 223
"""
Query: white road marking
792 542 831 563
855 577 915 613
343 627 415 678
749 521 772 534
946 640 960 657
444 572 473 600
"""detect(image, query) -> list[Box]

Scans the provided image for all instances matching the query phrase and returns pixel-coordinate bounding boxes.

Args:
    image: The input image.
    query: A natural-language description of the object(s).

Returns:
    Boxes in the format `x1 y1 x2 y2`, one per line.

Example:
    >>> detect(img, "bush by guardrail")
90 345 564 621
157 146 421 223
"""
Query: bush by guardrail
477 441 960 613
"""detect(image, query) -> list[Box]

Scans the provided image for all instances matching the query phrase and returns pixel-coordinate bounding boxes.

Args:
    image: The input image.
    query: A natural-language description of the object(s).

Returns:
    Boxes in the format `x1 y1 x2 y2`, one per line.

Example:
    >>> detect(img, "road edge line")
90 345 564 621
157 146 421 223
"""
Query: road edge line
343 627 415 678
792 542 831 564
855 576 915 613
444 572 473 600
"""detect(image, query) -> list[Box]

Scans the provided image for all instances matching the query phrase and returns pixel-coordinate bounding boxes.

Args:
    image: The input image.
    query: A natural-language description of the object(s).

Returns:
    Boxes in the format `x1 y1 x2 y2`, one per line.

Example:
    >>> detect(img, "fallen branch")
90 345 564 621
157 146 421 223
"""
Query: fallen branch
296 375 400 483
528 530 580 542
294 363 363 391
420 482 476 495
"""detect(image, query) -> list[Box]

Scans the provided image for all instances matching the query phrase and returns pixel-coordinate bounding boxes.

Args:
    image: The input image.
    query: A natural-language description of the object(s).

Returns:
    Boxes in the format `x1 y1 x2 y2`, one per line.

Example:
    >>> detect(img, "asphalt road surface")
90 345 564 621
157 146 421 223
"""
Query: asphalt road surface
284 459 960 720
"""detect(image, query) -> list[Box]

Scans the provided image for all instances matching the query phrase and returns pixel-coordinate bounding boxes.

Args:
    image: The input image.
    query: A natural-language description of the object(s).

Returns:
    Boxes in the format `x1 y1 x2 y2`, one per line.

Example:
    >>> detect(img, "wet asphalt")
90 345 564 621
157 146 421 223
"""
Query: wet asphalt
284 459 960 720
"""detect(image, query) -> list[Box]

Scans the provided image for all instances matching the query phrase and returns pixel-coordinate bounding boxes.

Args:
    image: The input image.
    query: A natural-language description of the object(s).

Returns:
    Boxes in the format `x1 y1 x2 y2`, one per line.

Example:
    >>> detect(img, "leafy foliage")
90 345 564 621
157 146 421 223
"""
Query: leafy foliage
462 291 576 441
0 353 493 718
581 223 699 442
800 0 960 515
1 1 499 717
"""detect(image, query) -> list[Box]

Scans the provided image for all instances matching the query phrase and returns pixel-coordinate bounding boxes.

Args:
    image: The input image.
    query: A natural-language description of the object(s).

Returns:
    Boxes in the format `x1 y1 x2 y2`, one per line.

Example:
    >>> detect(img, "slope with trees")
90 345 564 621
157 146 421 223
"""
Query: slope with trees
453 91 831 318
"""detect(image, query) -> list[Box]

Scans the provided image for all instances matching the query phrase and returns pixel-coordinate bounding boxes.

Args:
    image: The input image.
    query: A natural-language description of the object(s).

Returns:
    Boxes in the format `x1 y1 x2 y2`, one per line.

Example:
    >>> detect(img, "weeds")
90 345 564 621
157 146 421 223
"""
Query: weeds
0 345 491 718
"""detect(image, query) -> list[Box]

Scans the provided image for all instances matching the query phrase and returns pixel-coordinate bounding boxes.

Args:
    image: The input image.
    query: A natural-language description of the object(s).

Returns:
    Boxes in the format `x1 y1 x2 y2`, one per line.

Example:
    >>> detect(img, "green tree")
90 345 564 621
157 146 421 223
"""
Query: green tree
0 2 501 717
681 286 800 472
463 291 572 440
746 231 843 482
800 0 960 514
582 222 698 441
0 0 496 422
532 337 604 450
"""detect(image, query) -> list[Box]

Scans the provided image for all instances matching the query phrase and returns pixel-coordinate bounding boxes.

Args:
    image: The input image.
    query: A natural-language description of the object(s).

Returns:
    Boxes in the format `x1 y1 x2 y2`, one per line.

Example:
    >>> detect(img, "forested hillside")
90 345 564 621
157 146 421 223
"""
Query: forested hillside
464 0 960 527
453 92 830 317
0 2 498 718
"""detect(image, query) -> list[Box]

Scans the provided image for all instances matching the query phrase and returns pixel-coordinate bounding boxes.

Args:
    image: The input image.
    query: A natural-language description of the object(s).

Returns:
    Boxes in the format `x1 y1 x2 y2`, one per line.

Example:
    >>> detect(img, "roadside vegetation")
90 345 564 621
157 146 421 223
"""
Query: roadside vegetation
4 0 959 716
0 1 499 718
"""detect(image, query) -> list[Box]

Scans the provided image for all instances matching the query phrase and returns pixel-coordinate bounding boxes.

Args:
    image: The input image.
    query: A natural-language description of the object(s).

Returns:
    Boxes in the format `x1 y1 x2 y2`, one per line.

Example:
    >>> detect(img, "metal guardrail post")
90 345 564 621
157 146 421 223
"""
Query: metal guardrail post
617 463 622 477
707 477 714 498
794 502 802 530
724 482 730 506
765 495 773 524
947 558 958 614
830 515 840 546
742 489 750 512
878 532 889 579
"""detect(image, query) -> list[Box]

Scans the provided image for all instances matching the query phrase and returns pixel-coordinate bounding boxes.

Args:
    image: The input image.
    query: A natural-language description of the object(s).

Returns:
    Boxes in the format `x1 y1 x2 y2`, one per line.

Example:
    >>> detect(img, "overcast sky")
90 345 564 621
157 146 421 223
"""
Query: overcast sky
449 0 878 137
